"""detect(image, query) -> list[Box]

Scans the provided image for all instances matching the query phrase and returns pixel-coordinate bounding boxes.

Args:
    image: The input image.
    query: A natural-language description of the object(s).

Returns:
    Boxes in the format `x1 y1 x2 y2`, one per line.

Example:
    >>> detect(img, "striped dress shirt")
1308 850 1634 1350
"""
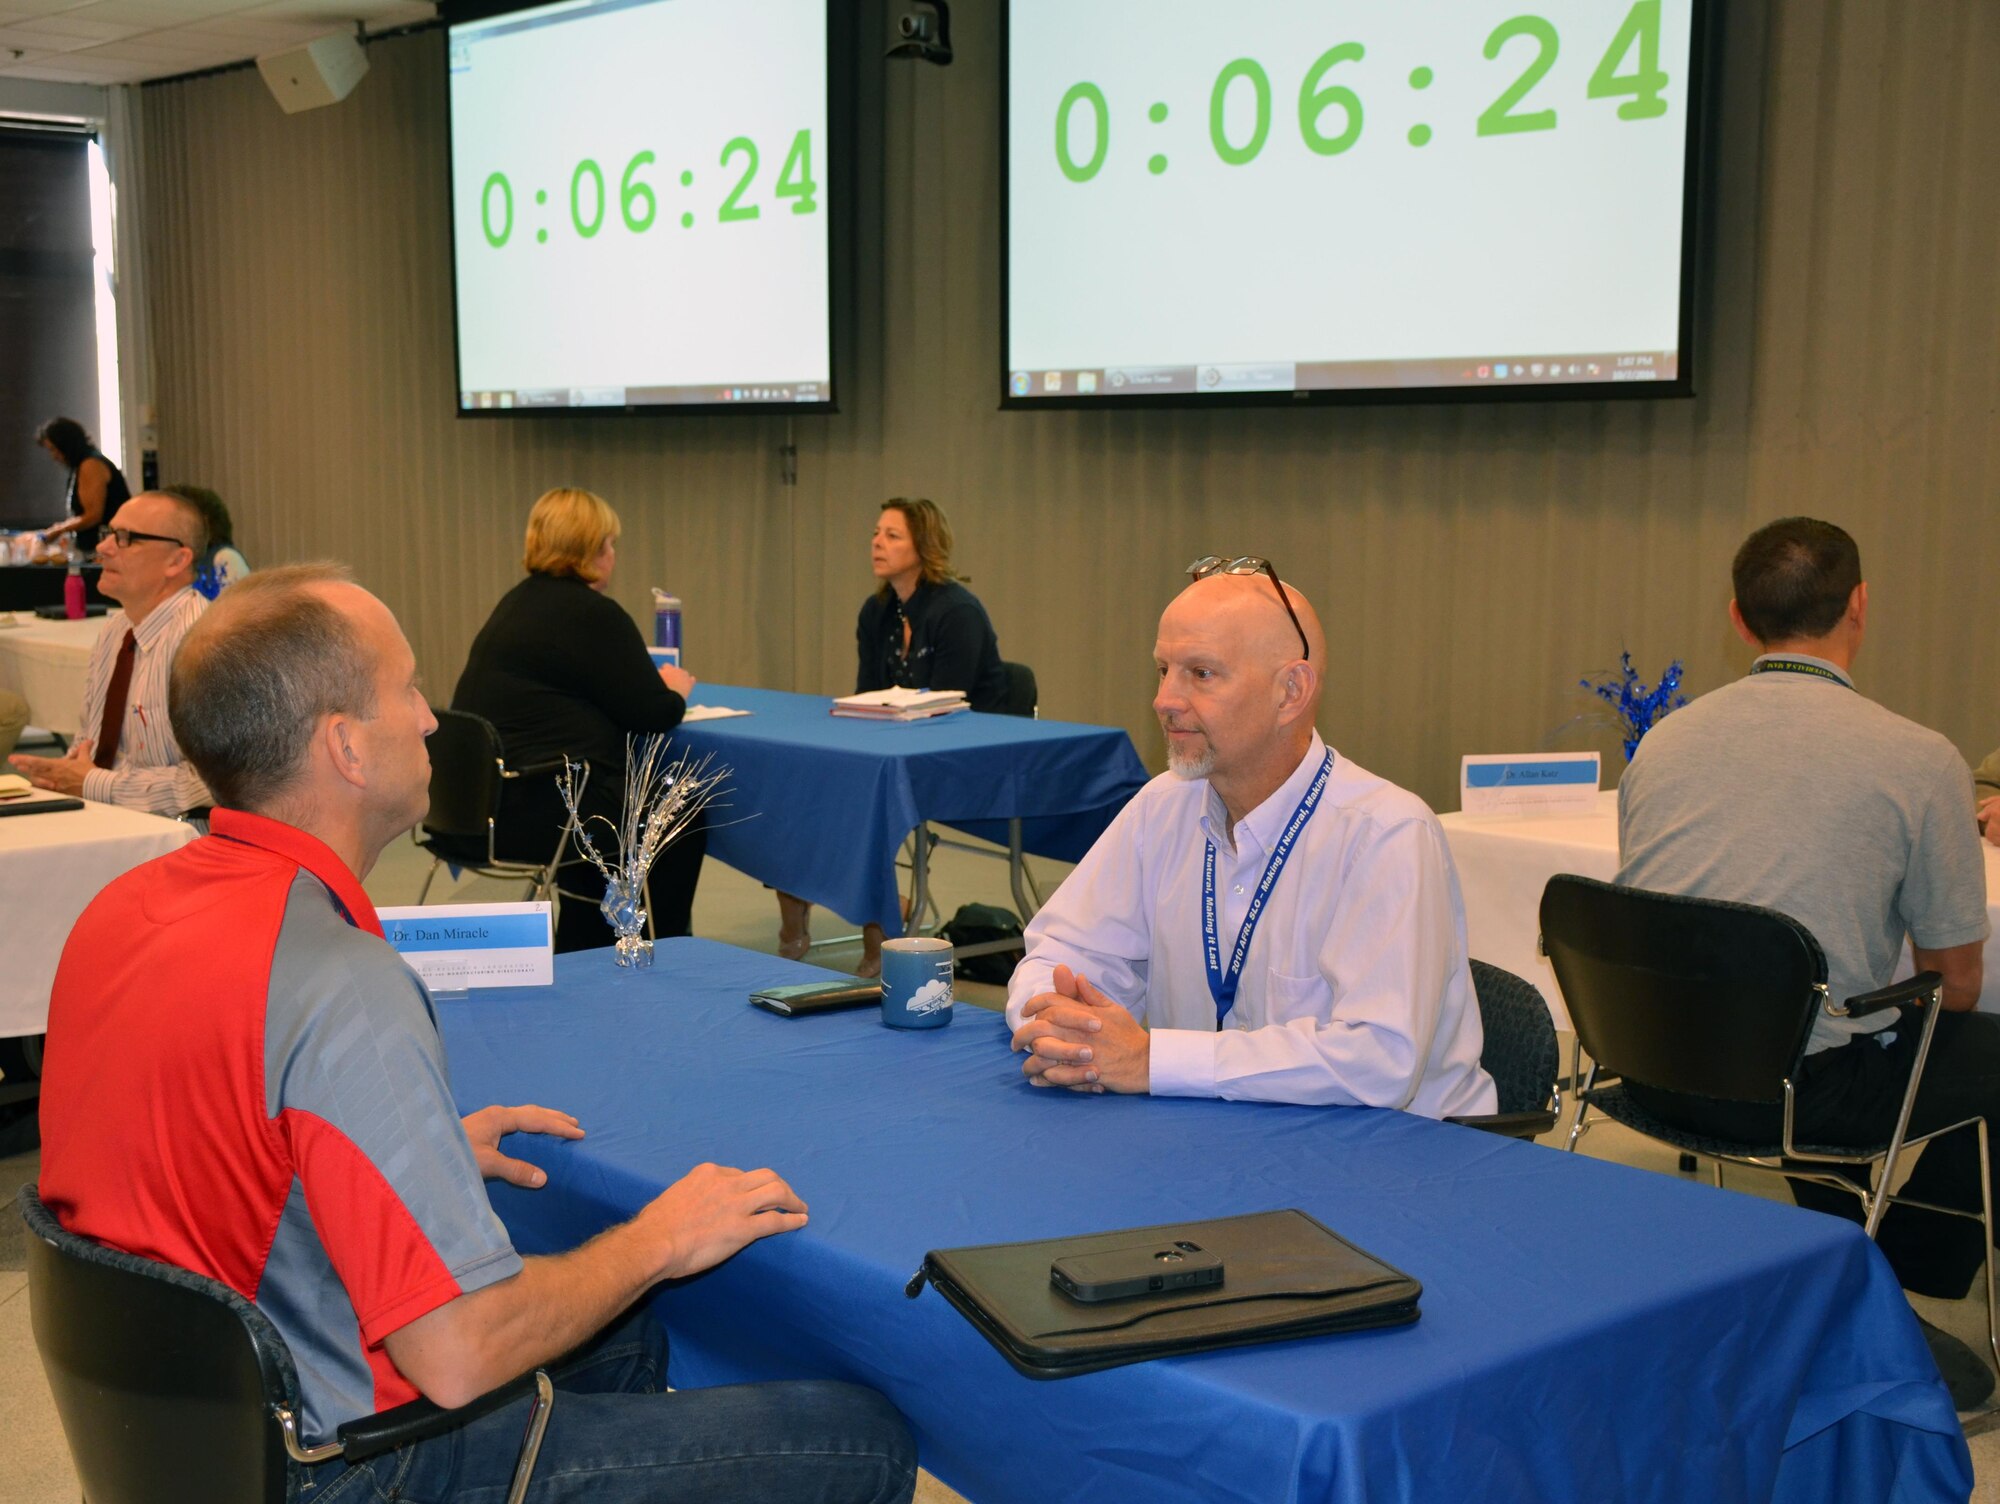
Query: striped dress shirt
76 586 212 816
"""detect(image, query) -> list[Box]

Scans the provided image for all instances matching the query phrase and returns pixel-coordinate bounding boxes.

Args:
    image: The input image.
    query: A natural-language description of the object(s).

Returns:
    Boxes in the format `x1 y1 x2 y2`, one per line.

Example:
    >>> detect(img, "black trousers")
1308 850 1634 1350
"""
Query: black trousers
492 778 707 955
1628 1008 2000 1299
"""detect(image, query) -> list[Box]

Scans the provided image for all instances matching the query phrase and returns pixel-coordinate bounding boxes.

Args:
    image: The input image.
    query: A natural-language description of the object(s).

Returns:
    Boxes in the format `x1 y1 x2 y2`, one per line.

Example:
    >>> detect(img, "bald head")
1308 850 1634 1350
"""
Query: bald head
170 564 382 810
1165 573 1325 684
1153 570 1325 795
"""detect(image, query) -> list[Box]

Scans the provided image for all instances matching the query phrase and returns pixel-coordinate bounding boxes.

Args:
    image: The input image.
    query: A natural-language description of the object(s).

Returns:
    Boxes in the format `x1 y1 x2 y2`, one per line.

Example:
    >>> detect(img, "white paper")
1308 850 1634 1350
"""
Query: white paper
833 687 967 710
682 705 751 722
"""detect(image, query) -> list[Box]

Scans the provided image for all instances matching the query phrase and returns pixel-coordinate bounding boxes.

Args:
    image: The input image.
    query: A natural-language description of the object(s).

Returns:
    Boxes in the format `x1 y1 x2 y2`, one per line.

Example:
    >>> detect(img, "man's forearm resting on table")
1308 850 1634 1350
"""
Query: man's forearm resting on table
1149 1017 1425 1107
384 1216 668 1410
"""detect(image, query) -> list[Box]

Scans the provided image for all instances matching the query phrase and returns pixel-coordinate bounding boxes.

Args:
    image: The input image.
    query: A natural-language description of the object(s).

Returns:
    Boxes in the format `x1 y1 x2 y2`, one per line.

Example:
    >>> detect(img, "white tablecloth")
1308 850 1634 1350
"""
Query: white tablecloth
0 795 192 1037
0 614 102 737
1440 790 2000 1030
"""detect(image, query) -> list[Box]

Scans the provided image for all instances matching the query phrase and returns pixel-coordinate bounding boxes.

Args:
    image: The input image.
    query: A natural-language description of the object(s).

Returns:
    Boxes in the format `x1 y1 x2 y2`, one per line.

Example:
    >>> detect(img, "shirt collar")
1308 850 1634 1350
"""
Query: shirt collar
126 586 199 652
207 808 385 938
1201 731 1330 856
1751 651 1854 688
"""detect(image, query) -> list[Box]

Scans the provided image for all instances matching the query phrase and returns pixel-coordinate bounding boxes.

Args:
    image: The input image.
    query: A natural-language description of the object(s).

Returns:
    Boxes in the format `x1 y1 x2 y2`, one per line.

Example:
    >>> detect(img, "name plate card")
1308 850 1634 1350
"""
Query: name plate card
1459 753 1601 818
378 902 553 990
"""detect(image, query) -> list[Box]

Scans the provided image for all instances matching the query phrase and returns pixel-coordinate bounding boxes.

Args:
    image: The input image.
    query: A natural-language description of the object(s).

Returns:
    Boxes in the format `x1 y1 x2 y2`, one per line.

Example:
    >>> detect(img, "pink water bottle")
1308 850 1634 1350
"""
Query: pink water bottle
63 545 85 620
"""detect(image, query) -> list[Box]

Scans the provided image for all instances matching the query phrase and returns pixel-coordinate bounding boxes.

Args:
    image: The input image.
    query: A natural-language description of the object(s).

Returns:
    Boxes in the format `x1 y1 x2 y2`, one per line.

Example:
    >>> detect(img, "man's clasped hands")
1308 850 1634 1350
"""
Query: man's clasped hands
1009 964 1150 1094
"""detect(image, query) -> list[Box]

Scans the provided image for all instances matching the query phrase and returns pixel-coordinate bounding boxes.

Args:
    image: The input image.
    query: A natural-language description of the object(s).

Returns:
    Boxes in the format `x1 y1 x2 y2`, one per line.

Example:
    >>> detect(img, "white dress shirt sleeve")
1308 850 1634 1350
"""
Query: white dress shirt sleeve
81 759 213 817
1148 818 1466 1107
1005 796 1154 1030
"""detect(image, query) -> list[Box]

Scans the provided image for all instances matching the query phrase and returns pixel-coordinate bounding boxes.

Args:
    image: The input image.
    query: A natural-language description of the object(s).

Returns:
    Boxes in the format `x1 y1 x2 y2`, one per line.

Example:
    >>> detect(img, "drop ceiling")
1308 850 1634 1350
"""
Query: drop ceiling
0 0 435 87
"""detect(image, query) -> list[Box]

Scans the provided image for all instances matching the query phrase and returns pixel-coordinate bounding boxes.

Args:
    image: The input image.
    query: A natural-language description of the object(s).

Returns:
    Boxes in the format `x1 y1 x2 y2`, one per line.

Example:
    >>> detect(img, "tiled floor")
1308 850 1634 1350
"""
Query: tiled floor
5 836 1999 1501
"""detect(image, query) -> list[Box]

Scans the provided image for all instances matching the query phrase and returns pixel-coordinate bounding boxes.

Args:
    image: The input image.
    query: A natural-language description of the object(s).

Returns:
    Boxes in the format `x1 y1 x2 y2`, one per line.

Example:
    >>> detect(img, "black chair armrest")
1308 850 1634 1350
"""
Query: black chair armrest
1446 1109 1559 1141
1834 971 1943 1020
335 1369 542 1463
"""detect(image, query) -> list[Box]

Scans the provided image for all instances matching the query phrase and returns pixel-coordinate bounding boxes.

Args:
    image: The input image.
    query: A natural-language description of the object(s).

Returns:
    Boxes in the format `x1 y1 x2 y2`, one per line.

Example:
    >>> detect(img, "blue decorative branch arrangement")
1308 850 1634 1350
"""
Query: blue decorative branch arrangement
1581 653 1688 762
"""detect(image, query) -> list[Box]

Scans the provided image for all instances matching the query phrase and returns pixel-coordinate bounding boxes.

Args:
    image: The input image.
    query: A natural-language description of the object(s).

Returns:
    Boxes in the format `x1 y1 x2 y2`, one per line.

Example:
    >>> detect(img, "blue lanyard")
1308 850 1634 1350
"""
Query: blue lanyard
1203 750 1334 1025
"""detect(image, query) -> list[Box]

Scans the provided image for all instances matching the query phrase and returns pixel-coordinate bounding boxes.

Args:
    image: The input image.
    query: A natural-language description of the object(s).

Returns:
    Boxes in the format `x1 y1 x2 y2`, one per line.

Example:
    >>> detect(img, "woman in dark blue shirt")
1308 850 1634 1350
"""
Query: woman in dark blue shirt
854 499 1007 712
779 498 1007 972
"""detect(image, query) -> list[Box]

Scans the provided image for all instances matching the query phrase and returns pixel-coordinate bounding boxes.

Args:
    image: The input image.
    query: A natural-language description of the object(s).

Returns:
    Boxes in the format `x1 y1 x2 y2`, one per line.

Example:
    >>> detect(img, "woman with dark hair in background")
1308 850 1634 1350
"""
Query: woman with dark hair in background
453 487 707 953
35 416 130 554
162 484 252 595
777 496 1008 973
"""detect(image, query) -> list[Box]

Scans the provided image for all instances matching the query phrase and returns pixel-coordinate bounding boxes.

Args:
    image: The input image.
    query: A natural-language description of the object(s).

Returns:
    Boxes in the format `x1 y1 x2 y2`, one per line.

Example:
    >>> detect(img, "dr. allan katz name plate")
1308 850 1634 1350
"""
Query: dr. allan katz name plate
1458 753 1601 818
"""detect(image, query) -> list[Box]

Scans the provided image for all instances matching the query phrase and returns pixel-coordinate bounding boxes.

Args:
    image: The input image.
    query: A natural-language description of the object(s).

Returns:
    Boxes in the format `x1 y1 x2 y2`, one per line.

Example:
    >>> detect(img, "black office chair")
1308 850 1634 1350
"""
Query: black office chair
1538 873 1997 1379
19 1185 553 1504
1446 959 1561 1140
413 708 587 906
998 661 1038 719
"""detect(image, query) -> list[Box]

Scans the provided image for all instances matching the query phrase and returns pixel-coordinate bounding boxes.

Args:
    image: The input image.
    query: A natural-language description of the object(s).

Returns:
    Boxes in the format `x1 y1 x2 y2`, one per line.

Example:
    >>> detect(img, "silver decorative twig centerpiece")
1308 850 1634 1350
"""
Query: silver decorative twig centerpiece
556 736 729 969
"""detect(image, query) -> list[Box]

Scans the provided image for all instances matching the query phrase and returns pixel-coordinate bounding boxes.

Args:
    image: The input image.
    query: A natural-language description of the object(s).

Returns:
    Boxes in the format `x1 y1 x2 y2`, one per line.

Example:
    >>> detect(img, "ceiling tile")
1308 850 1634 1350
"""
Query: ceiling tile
0 0 431 82
68 34 234 60
178 15 315 40
0 24 74 48
0 0 96 18
13 13 146 39
74 0 236 24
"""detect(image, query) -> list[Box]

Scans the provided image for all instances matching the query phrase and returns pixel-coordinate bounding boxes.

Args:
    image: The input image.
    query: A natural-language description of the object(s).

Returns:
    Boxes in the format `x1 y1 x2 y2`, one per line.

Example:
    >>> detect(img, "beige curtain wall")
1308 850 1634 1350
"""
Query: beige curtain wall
138 0 2000 811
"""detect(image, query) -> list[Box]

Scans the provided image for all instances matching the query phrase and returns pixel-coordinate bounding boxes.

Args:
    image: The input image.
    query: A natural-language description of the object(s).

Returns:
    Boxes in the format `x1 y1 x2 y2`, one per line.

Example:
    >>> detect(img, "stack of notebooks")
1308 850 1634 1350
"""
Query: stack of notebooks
831 688 970 722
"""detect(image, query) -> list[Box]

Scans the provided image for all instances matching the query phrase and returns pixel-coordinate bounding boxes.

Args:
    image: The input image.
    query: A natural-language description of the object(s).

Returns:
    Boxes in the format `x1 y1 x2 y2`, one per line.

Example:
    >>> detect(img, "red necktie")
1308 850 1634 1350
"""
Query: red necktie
93 629 137 769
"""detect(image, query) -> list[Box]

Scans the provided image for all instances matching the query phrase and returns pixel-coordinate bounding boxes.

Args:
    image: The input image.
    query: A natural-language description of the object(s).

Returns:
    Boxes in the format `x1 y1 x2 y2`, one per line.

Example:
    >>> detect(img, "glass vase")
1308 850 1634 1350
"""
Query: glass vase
600 876 653 969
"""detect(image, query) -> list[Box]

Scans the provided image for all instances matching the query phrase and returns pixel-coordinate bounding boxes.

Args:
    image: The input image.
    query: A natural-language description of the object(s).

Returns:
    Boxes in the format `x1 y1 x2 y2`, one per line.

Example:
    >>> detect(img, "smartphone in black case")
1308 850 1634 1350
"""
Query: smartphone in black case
1050 1242 1226 1303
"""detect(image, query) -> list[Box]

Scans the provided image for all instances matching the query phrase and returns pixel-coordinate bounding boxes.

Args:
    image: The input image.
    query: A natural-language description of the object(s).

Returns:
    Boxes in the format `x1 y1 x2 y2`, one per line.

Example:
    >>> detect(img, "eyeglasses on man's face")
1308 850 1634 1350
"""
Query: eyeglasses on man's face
103 527 189 551
1185 556 1310 662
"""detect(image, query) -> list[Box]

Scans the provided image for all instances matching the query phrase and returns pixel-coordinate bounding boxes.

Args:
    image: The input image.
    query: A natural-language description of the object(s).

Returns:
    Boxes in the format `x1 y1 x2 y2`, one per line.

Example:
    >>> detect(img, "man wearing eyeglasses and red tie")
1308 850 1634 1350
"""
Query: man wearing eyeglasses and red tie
14 491 214 816
1006 557 1496 1117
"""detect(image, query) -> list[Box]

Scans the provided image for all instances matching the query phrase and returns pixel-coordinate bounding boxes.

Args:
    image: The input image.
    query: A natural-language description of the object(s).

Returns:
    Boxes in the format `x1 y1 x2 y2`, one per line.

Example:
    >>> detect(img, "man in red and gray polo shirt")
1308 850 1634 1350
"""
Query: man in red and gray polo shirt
37 563 915 1503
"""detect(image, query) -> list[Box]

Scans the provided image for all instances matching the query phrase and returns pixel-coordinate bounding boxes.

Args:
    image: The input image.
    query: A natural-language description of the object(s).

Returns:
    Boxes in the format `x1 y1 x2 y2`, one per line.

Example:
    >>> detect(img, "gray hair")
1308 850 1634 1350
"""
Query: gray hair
169 563 378 811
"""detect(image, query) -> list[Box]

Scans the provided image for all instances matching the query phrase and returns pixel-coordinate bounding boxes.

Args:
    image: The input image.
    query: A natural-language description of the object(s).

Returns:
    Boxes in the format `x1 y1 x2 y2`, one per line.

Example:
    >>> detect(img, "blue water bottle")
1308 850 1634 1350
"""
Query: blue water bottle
651 589 682 667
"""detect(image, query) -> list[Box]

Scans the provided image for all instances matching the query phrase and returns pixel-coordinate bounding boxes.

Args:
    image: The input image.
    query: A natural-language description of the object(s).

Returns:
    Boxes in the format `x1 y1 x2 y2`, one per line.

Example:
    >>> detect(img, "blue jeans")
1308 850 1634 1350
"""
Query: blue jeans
300 1308 916 1503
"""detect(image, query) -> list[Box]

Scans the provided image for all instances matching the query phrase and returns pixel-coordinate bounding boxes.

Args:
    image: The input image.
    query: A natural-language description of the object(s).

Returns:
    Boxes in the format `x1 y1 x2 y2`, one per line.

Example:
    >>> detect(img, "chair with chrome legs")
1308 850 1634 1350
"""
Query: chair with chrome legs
413 707 587 909
1539 872 1998 1387
19 1186 554 1504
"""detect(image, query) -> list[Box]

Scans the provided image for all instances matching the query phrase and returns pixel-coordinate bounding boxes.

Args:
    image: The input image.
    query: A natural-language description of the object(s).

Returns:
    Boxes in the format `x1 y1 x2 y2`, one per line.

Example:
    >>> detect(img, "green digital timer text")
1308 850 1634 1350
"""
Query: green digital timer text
478 128 818 250
1052 0 1672 182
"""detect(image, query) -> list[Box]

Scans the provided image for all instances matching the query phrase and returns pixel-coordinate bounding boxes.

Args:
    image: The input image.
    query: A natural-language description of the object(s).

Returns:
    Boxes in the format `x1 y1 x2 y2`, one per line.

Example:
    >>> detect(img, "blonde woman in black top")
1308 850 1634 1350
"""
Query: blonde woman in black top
453 488 704 952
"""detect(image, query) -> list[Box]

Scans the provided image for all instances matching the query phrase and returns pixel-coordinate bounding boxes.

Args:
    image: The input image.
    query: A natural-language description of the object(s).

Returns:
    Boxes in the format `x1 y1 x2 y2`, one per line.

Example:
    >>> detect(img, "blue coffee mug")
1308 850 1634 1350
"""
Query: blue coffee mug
881 938 954 1029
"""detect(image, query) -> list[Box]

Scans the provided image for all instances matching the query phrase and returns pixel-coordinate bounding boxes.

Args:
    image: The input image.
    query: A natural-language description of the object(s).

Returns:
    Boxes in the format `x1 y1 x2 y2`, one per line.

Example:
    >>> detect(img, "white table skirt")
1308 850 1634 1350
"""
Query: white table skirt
0 796 192 1038
1440 790 2000 1031
0 615 103 737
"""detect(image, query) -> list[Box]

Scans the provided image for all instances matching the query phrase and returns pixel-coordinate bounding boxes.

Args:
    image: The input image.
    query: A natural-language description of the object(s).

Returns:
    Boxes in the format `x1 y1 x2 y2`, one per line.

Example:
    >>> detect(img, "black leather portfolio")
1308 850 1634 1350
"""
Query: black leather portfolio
905 1208 1420 1379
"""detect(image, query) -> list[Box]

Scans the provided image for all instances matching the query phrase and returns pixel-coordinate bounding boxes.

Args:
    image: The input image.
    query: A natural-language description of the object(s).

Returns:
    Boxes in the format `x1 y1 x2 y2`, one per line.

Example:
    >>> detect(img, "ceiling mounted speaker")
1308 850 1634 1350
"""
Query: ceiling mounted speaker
256 32 369 114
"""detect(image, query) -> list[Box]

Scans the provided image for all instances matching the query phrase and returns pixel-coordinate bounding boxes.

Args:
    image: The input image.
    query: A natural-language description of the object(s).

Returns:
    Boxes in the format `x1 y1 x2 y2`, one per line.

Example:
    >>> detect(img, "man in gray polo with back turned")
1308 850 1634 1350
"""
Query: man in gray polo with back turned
1617 516 1994 1406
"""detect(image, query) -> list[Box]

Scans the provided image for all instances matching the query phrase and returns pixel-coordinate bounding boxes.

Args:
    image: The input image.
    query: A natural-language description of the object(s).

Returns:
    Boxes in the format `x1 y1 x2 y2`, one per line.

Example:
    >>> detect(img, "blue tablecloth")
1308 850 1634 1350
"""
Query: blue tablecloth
441 941 1973 1504
673 686 1149 931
